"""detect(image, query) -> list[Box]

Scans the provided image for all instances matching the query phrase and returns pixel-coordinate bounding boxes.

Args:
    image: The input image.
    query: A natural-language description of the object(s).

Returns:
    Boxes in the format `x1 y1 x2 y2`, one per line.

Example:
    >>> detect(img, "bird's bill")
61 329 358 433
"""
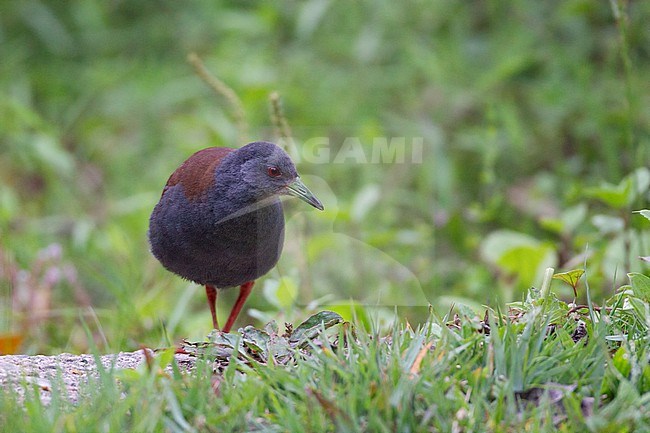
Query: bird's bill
285 177 324 211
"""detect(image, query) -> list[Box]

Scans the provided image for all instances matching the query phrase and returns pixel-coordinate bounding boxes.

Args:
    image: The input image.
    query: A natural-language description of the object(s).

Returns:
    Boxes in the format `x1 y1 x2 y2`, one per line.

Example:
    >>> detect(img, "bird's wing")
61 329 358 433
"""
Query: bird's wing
161 147 234 201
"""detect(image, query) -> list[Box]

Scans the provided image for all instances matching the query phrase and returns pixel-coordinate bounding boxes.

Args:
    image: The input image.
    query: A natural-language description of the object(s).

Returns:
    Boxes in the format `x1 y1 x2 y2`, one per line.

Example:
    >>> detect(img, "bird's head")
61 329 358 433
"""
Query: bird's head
233 141 324 210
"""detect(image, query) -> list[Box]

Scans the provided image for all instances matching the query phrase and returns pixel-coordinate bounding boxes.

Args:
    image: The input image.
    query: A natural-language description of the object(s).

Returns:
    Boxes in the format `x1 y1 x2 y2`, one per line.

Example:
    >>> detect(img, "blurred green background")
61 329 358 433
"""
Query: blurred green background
1 0 649 354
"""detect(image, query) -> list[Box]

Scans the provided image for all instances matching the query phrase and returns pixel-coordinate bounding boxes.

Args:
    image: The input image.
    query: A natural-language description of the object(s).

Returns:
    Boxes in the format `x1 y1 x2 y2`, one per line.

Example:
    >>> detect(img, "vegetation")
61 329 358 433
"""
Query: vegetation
4 272 650 432
1 0 649 431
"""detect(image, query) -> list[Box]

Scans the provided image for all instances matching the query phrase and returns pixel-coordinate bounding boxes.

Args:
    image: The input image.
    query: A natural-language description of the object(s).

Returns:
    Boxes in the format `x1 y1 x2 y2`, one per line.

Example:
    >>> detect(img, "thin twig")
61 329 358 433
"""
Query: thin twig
187 52 249 145
567 304 611 315
268 91 295 152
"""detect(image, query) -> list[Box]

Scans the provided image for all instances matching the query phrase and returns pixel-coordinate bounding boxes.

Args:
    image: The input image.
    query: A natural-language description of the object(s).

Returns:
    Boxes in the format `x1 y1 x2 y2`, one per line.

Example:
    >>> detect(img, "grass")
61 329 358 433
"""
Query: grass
1 0 649 352
3 271 650 432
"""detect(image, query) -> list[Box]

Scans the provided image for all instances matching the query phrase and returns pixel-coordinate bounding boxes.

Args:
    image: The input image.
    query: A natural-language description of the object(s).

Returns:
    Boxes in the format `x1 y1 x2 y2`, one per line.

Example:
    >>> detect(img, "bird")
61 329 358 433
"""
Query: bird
148 141 323 332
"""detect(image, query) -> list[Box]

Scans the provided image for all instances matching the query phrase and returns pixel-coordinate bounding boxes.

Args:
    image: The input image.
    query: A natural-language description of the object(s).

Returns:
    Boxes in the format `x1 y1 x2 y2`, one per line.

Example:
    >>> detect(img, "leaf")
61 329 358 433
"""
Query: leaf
498 244 557 286
612 346 631 377
182 311 345 365
634 209 650 222
480 230 535 265
591 215 625 234
539 217 563 234
241 326 271 361
481 230 558 287
267 334 293 364
321 302 371 329
585 182 631 209
586 167 650 209
197 330 249 358
264 320 279 335
553 269 585 290
480 231 558 286
289 311 343 346
628 273 650 301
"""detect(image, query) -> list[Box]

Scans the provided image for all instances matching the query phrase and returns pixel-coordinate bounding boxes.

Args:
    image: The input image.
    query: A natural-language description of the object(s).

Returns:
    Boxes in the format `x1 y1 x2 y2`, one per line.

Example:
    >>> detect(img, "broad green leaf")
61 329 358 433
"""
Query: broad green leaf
553 269 585 289
481 230 557 287
241 326 270 351
323 302 371 329
617 284 633 296
586 167 650 208
289 311 343 346
200 331 249 358
480 230 540 265
585 182 631 209
539 217 563 234
628 273 650 301
498 245 557 286
628 297 649 320
634 209 650 222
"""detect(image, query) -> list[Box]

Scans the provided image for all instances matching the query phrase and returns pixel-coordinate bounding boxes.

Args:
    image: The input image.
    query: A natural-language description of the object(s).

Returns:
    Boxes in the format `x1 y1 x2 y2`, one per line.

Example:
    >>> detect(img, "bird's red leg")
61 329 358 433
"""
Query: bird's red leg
205 285 219 330
222 281 255 333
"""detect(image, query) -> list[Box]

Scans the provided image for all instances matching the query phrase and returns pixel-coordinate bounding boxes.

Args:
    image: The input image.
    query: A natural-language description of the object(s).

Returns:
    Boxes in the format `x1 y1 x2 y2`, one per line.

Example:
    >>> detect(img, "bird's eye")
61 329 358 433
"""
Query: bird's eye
267 166 282 177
